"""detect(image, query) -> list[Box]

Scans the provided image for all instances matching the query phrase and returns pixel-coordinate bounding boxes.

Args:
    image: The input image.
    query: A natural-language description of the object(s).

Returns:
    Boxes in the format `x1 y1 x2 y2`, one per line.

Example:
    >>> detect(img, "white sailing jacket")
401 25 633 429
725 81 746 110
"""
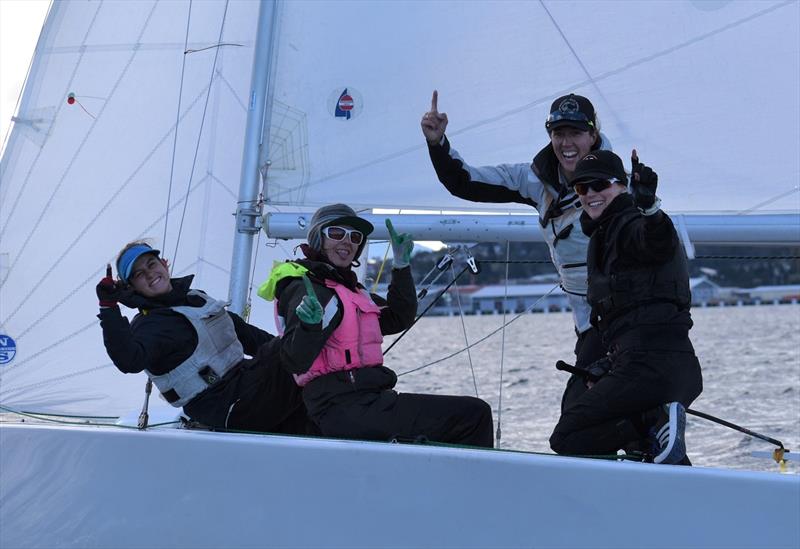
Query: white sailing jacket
428 134 613 333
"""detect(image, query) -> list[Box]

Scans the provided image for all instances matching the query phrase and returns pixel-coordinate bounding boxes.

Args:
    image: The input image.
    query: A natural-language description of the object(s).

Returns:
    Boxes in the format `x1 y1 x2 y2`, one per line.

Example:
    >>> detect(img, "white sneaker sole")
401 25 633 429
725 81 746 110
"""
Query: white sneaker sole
654 402 686 464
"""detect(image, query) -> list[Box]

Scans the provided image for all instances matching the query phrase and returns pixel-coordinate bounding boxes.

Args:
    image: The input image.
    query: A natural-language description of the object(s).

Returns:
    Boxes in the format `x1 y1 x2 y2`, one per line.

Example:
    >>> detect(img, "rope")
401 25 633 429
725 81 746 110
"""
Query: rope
185 43 243 54
0 404 179 429
371 244 391 293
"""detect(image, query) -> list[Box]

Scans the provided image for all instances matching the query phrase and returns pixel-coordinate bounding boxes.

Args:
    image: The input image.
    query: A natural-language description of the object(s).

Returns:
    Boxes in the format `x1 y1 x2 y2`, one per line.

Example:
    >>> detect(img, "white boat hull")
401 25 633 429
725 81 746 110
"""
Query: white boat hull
1 423 798 548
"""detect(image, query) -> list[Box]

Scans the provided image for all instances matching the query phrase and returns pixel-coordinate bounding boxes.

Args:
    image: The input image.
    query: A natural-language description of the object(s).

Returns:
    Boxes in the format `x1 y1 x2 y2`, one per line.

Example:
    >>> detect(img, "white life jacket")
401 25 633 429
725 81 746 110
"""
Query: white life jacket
148 290 243 407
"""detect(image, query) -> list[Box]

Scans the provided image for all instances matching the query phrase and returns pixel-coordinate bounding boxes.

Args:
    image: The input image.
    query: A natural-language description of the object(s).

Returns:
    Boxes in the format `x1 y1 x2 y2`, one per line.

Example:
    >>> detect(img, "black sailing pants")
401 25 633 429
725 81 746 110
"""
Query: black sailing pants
559 326 606 413
310 389 494 448
549 348 702 456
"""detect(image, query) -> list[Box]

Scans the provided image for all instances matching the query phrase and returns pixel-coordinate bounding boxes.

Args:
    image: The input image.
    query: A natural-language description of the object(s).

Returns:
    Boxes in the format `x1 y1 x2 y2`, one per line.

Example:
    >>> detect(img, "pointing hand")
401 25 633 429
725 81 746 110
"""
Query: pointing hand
420 90 449 145
96 264 123 308
295 275 323 325
630 148 658 211
386 219 414 269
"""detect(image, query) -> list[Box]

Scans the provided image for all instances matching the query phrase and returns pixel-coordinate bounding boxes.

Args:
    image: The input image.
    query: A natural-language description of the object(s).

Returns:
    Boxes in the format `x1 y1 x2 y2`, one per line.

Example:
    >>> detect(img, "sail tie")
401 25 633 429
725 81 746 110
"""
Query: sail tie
185 43 243 54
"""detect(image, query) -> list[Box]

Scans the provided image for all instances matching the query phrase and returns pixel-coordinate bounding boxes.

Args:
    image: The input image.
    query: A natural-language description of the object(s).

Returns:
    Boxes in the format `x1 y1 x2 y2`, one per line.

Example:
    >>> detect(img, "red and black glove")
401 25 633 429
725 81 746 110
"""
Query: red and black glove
96 264 123 308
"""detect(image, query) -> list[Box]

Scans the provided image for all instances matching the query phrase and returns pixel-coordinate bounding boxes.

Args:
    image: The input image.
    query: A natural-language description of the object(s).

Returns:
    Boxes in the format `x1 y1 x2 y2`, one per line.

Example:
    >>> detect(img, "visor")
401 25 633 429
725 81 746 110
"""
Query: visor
117 245 161 283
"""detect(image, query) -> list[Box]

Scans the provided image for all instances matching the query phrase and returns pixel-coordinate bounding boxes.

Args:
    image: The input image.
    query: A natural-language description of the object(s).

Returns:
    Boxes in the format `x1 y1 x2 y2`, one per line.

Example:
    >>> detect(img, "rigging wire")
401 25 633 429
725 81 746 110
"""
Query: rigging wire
162 0 194 257
538 0 623 133
397 283 560 377
450 263 480 398
496 242 511 444
480 255 800 263
393 248 800 380
738 186 800 215
383 266 471 357
170 0 232 268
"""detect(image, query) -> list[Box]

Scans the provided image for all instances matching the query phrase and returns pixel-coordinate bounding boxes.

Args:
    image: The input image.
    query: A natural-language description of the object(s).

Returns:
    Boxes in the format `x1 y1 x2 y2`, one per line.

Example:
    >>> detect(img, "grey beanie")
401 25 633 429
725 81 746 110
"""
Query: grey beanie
307 203 374 258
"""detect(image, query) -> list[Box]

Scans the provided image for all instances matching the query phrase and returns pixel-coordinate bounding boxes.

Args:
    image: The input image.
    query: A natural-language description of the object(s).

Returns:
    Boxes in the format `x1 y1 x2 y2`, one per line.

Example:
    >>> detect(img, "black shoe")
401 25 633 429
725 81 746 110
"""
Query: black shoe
650 402 687 465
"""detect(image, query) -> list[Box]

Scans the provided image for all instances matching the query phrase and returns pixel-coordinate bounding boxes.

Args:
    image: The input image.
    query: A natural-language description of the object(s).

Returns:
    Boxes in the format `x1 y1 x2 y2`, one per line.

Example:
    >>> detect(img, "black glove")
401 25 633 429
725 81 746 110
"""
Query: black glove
631 149 658 210
96 264 124 308
586 357 613 381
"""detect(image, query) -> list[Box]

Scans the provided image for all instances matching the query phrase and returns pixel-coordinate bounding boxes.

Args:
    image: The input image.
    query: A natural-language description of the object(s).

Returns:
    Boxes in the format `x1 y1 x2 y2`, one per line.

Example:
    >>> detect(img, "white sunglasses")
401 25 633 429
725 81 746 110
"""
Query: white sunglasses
322 226 364 245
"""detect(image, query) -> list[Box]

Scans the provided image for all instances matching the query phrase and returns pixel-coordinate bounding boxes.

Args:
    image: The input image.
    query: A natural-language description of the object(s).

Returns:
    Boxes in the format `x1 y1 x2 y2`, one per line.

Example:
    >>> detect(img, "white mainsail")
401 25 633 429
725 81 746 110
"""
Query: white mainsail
262 0 799 214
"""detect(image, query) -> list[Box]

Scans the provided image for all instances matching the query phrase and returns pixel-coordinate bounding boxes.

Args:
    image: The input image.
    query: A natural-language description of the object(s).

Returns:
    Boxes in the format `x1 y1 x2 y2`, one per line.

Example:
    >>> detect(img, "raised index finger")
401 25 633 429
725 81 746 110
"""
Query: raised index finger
106 264 113 278
301 274 317 299
385 218 399 241
431 90 439 113
631 148 639 166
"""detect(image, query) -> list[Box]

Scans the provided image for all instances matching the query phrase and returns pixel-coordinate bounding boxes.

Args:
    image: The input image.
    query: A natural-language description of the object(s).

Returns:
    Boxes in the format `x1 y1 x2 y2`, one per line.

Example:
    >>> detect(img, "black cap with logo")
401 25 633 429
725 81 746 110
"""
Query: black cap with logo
545 94 596 133
571 150 628 185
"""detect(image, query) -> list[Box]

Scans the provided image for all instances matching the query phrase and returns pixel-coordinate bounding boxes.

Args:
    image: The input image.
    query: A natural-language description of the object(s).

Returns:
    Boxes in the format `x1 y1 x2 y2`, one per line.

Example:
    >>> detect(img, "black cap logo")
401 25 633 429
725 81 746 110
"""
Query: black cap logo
558 97 580 114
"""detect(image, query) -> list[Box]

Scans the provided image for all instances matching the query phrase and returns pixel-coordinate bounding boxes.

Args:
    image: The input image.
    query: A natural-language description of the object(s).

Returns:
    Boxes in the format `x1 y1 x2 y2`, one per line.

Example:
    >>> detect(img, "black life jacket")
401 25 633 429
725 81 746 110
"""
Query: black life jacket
587 206 691 330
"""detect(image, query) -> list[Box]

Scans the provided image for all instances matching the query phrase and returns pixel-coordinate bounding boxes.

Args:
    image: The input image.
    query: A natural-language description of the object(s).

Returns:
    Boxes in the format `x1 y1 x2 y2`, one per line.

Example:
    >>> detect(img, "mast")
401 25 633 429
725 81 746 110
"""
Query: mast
228 0 276 315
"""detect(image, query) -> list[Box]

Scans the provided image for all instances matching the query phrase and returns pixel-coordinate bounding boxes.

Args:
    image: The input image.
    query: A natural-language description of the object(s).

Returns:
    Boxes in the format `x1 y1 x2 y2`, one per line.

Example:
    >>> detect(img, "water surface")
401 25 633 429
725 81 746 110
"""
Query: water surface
385 304 800 472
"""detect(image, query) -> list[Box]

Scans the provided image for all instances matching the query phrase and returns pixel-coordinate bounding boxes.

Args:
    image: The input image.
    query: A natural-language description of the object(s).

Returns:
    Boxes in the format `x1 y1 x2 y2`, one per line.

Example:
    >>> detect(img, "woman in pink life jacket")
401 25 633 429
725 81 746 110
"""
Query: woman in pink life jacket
261 203 494 447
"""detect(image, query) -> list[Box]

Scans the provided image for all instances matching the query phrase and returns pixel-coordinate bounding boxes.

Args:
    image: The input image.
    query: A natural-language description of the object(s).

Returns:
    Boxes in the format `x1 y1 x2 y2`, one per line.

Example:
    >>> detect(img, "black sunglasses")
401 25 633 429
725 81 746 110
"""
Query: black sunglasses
573 178 618 196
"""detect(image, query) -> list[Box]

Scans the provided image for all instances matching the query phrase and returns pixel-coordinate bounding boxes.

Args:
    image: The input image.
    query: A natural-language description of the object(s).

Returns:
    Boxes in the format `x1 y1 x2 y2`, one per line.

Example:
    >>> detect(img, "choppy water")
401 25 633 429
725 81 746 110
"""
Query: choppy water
384 304 800 473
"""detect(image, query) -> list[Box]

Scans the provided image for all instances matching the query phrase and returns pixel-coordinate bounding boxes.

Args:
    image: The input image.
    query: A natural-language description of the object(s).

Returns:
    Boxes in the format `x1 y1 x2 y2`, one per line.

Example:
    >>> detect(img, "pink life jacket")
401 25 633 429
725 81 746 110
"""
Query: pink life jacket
277 278 384 387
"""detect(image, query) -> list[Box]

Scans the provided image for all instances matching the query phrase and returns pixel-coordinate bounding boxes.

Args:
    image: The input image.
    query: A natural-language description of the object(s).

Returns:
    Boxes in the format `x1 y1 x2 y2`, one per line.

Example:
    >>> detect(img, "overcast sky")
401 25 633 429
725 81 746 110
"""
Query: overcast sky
0 0 50 147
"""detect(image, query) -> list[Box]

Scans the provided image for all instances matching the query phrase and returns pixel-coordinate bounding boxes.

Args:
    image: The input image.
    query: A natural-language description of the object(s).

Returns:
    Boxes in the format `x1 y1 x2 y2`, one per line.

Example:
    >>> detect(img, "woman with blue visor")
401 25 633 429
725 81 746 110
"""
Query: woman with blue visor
96 241 314 434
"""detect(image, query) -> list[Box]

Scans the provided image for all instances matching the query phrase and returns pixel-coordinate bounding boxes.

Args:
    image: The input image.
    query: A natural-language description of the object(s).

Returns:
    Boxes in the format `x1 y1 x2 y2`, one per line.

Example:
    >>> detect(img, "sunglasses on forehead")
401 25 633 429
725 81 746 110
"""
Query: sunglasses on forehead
573 178 621 196
546 110 594 129
322 226 364 245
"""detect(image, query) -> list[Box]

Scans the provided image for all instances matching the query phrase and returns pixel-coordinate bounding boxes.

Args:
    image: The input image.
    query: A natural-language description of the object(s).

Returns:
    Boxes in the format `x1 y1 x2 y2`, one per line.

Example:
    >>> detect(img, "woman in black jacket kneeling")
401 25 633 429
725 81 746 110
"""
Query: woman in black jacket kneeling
549 151 703 465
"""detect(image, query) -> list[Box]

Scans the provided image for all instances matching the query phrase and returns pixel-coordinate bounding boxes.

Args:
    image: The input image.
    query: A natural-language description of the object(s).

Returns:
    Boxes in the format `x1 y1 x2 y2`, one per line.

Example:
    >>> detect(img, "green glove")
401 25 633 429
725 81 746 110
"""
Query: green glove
386 219 414 269
295 275 323 325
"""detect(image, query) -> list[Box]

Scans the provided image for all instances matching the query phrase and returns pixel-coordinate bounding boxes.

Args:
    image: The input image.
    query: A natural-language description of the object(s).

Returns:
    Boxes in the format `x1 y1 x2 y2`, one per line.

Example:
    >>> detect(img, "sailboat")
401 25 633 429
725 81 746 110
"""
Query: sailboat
1 1 798 547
